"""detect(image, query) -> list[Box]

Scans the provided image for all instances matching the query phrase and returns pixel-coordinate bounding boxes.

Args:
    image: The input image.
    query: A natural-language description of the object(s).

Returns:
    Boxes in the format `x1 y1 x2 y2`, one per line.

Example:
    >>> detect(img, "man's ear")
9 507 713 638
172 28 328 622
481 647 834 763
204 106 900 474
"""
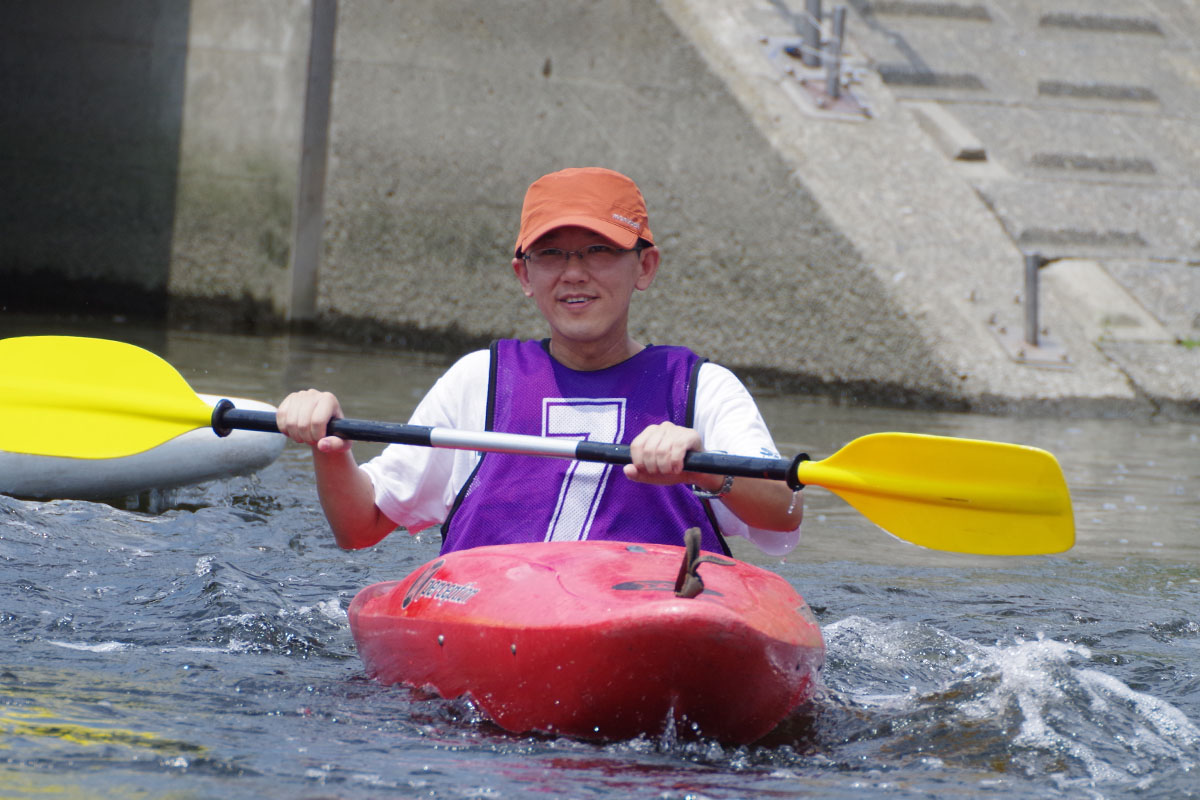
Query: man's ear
513 257 534 297
634 246 661 291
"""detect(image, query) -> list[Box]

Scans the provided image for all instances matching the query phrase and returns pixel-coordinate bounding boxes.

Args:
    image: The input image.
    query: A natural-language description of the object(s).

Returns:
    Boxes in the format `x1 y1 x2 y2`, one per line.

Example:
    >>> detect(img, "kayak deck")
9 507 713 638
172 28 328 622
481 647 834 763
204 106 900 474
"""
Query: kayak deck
349 539 824 743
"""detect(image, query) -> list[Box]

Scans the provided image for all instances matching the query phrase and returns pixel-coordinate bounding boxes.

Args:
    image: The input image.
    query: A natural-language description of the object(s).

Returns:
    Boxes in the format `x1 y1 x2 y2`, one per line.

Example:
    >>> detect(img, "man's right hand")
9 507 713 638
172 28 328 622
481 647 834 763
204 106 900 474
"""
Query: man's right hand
276 389 352 453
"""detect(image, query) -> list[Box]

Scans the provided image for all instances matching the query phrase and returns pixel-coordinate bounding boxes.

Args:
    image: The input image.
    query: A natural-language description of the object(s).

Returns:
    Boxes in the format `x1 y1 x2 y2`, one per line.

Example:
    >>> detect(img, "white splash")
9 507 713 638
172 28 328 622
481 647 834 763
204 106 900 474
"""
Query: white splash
824 616 1200 784
49 640 134 653
283 597 346 624
315 597 345 622
182 638 254 654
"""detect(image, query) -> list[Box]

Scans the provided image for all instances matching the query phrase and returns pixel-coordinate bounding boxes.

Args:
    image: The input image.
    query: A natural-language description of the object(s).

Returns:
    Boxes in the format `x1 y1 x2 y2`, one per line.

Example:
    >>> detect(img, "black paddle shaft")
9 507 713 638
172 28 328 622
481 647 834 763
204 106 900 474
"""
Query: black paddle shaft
212 401 808 488
213 403 440 446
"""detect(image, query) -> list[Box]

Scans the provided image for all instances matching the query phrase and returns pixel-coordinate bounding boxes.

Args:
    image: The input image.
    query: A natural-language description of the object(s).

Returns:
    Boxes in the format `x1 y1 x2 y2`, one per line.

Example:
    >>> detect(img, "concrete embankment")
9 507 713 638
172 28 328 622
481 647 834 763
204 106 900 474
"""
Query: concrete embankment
659 0 1200 418
2 1 1196 417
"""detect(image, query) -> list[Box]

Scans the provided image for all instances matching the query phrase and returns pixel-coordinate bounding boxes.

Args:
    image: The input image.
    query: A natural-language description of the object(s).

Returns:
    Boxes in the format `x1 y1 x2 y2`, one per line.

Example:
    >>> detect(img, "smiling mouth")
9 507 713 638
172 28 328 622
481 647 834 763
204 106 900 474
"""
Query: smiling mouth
561 296 594 306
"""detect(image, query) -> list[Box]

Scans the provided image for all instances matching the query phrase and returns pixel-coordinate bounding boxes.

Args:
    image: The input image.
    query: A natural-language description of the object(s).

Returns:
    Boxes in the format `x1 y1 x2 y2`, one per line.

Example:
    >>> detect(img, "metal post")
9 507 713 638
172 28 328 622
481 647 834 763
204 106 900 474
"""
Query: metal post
802 0 822 67
1024 253 1047 347
826 6 846 99
288 0 338 324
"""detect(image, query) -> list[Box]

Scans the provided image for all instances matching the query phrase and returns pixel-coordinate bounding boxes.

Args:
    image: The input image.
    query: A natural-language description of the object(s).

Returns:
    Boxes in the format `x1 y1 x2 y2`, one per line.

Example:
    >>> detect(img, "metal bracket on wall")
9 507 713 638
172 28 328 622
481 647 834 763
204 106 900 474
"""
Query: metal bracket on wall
988 320 1073 369
762 0 869 122
763 0 869 119
765 0 869 119
987 253 1074 369
763 36 870 121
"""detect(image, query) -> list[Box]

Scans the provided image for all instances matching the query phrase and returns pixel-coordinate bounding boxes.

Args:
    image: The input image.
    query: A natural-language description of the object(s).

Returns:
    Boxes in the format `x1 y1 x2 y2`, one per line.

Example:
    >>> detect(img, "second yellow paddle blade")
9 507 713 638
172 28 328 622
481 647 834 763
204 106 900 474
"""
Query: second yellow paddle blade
0 336 215 460
797 432 1074 556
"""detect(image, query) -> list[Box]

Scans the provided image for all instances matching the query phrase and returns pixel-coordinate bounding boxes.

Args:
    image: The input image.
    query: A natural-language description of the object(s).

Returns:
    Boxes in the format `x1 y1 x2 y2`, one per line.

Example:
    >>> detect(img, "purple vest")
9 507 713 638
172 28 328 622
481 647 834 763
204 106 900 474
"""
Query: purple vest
441 340 728 555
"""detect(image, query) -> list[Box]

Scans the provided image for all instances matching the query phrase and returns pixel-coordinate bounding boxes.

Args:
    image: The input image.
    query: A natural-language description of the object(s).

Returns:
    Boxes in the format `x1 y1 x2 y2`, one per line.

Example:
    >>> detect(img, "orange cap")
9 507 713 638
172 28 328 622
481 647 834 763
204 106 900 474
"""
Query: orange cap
514 167 653 256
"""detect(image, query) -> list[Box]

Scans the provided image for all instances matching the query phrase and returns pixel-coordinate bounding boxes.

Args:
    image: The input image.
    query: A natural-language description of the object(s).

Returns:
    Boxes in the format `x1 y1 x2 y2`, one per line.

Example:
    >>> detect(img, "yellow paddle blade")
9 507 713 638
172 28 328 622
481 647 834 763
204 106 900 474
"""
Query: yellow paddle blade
797 432 1074 555
0 336 214 459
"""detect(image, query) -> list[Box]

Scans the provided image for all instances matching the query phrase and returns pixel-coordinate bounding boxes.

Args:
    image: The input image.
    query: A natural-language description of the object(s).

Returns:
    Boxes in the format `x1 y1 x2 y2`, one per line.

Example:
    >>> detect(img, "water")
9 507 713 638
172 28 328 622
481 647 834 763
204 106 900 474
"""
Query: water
1 320 1198 799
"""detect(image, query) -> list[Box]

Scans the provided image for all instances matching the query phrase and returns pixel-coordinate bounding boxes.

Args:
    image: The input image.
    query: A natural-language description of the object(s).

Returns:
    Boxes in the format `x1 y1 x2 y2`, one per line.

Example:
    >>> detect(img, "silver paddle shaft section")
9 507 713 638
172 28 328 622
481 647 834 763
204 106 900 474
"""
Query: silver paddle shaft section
214 404 807 486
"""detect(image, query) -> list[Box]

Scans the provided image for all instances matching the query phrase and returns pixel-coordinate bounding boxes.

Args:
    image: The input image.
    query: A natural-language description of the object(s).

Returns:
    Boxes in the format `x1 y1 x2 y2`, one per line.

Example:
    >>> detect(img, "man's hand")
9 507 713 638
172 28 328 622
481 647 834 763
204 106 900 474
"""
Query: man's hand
623 421 720 491
276 389 352 454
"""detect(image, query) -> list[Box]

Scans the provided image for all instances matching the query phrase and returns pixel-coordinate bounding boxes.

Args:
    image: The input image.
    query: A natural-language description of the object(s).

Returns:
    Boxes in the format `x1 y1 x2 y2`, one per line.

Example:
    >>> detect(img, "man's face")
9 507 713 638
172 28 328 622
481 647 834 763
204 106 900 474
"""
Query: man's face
513 226 658 356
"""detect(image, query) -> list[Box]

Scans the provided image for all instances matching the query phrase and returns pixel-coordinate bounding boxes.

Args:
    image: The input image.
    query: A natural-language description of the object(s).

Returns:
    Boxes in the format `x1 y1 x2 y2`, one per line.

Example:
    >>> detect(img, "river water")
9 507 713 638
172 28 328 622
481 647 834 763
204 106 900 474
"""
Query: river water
1 321 1198 799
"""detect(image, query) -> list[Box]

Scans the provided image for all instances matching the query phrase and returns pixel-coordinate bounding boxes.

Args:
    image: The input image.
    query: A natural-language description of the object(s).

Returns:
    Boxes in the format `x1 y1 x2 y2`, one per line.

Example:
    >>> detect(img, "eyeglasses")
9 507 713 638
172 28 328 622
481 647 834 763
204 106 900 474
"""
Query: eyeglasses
522 244 642 270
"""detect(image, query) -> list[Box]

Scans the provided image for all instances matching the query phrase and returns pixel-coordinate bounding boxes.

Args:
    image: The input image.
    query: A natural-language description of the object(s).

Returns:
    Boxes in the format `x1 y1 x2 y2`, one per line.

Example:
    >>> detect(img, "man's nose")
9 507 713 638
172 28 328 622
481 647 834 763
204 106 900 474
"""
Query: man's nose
561 251 588 277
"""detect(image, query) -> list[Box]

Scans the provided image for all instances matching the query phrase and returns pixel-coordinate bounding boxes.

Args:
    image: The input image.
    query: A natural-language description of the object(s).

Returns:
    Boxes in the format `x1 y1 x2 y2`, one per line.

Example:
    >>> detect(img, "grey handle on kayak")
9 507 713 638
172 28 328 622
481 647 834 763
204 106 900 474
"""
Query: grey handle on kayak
212 401 808 488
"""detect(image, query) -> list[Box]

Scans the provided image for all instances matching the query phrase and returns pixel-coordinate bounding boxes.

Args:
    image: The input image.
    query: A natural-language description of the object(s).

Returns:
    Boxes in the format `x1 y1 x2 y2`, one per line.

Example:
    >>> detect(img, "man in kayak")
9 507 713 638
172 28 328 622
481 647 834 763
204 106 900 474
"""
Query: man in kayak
277 167 802 556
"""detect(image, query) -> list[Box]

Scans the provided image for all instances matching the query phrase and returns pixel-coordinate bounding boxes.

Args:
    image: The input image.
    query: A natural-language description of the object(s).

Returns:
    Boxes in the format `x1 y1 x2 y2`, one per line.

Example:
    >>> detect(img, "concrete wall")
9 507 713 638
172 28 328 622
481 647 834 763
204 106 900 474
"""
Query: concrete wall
1 0 953 399
317 0 957 400
3 0 1193 414
0 1 191 315
0 0 326 327
166 0 317 325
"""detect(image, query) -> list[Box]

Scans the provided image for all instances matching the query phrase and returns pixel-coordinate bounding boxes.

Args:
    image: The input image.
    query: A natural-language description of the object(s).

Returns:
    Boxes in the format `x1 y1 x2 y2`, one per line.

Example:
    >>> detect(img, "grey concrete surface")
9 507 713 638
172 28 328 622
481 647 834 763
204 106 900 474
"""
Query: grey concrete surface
0 2 191 313
664 0 1198 416
313 0 1200 416
1 0 1196 417
316 0 964 407
166 0 315 323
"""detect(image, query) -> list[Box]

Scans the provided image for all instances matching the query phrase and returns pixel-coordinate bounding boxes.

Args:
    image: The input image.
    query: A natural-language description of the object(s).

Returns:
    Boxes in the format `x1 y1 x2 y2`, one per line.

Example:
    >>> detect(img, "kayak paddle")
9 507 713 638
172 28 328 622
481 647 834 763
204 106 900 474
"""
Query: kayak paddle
0 335 1074 555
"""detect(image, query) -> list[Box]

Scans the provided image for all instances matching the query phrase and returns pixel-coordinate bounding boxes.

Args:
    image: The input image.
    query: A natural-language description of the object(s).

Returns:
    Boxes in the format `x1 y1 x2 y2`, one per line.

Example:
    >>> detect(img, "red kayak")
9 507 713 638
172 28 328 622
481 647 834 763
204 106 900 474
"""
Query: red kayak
348 535 824 743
